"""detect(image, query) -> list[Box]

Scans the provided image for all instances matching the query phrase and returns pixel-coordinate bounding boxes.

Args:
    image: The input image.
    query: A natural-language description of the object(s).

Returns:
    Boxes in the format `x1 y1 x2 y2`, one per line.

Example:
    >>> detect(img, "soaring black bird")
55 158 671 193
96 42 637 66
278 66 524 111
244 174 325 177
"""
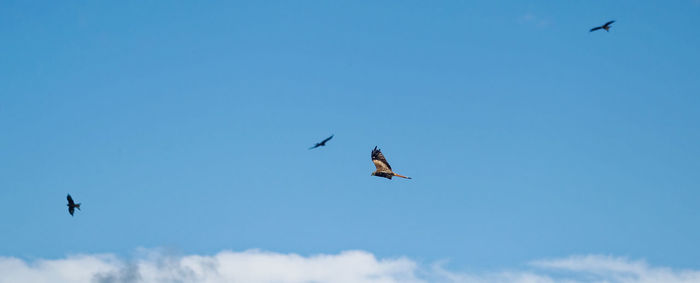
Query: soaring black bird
309 135 334 149
371 146 411 180
590 20 615 32
66 194 81 216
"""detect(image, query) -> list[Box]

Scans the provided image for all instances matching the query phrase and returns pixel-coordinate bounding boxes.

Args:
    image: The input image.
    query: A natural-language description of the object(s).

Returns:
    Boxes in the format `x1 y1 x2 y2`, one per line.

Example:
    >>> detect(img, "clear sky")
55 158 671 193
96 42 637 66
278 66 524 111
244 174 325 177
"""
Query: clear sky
1 0 700 280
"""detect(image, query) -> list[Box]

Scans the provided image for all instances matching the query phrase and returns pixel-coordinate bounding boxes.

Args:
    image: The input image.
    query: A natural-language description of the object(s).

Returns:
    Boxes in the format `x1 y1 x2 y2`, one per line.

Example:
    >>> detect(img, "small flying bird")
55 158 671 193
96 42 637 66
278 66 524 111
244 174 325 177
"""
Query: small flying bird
371 146 411 180
66 194 81 216
309 134 334 149
590 20 615 32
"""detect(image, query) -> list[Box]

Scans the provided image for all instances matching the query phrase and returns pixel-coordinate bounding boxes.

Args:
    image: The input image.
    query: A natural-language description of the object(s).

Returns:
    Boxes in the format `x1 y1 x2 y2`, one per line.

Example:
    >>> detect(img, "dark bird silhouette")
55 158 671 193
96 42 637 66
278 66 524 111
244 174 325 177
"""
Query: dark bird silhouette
309 135 334 149
371 146 411 180
590 20 615 32
66 194 81 216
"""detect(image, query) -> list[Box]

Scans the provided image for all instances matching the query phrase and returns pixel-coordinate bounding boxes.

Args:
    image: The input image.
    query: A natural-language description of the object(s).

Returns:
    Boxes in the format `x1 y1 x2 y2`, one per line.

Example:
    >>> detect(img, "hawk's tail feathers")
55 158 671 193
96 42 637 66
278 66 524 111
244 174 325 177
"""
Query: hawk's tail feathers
393 174 412 179
76 203 81 210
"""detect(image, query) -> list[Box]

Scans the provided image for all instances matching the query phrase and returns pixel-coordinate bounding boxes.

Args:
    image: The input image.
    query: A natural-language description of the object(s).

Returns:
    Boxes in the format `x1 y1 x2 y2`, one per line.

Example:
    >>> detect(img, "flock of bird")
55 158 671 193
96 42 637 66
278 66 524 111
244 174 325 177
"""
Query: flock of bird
309 135 412 179
65 19 616 216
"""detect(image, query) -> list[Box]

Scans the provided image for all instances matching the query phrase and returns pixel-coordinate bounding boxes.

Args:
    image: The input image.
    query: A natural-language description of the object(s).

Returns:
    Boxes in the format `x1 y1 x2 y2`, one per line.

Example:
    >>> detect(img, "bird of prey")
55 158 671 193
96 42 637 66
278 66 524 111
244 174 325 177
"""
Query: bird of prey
66 194 81 216
590 20 615 32
309 135 334 149
371 146 411 179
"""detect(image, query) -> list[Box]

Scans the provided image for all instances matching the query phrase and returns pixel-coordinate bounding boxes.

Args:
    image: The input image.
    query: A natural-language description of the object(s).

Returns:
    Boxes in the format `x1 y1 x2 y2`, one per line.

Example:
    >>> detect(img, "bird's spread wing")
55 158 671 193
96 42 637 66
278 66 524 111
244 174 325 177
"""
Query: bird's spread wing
604 20 615 26
590 26 602 32
69 206 75 216
67 194 74 205
321 135 333 144
371 146 392 171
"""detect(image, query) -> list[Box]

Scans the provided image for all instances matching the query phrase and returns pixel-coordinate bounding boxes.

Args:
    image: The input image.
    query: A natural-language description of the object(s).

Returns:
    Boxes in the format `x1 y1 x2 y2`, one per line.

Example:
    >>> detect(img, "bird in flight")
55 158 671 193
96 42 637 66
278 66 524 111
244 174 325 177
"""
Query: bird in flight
309 135 334 149
590 20 615 32
371 146 411 180
66 194 81 216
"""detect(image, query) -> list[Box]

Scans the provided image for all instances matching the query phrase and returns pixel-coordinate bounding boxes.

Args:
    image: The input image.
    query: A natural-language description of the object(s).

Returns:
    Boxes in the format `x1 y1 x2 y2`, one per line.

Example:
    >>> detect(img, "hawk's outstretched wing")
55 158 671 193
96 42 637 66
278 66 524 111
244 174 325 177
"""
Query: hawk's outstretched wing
604 20 615 27
67 194 75 206
320 135 333 144
590 26 602 32
371 146 392 172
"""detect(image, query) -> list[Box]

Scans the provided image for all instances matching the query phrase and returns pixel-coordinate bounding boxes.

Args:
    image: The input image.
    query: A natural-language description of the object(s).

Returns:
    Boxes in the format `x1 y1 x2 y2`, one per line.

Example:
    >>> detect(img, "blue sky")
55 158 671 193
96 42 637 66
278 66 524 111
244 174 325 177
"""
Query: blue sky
1 0 700 279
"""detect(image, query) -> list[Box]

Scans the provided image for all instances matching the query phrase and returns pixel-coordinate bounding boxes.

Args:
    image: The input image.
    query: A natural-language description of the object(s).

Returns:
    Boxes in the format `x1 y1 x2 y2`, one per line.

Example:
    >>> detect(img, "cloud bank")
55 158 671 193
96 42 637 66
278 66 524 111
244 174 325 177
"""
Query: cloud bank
1 250 699 283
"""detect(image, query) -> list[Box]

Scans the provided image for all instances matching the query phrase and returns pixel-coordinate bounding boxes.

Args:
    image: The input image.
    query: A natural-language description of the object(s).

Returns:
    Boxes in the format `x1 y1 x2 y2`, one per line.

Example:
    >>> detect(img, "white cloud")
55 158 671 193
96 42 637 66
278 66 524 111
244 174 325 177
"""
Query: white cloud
1 250 700 283
531 255 700 283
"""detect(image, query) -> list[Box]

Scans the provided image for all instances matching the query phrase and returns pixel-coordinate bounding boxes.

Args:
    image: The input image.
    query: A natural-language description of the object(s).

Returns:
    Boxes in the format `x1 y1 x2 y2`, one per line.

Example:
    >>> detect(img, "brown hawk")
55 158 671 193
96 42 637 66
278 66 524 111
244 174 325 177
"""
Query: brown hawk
67 194 81 216
309 135 334 149
371 146 411 180
590 20 615 32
